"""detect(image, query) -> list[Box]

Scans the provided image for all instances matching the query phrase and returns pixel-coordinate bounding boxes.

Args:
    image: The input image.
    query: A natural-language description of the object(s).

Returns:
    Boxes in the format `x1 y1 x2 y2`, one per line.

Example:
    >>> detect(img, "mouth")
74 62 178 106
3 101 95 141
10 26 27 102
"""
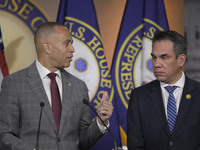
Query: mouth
67 55 73 60
67 56 73 62
154 71 164 76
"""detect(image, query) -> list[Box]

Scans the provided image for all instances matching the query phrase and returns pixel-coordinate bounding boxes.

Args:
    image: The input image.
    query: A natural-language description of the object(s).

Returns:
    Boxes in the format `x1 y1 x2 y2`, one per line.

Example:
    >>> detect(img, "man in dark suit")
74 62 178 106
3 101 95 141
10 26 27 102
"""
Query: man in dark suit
127 30 200 150
0 22 113 150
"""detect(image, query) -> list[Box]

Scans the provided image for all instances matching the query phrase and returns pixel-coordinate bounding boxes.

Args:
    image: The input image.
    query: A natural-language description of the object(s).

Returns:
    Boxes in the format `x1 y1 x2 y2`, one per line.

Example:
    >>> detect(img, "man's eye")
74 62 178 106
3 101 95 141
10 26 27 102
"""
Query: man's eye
65 42 70 46
161 56 168 59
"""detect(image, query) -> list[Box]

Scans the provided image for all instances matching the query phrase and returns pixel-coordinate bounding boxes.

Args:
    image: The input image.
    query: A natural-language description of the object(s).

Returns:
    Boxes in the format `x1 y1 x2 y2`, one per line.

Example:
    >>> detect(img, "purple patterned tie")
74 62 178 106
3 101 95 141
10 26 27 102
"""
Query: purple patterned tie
48 73 61 131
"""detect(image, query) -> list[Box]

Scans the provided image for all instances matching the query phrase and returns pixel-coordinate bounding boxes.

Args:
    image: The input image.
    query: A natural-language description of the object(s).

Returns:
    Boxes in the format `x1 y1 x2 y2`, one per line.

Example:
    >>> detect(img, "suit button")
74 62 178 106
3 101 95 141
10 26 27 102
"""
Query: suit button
58 138 61 142
169 141 173 146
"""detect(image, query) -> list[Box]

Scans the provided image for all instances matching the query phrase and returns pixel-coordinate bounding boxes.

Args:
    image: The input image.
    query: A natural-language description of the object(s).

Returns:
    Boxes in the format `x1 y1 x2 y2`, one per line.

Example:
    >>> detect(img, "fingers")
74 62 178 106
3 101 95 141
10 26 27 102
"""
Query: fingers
98 100 113 116
97 91 113 125
97 103 113 125
98 91 108 110
102 91 108 101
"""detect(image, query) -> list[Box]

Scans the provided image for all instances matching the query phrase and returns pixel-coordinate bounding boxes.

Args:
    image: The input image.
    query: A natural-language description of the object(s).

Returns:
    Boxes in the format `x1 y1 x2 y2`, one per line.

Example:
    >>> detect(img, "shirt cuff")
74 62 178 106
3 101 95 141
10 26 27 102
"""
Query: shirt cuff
97 118 110 134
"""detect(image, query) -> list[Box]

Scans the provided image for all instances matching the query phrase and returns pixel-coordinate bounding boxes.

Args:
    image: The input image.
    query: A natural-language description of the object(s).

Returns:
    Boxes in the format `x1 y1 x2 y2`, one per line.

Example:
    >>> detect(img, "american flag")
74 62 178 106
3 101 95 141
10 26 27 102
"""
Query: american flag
0 26 9 91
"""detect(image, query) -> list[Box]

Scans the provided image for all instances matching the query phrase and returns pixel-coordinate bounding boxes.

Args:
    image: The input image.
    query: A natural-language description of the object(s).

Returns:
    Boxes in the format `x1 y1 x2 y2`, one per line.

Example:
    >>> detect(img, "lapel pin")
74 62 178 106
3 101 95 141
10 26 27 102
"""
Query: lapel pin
67 83 71 87
186 94 191 100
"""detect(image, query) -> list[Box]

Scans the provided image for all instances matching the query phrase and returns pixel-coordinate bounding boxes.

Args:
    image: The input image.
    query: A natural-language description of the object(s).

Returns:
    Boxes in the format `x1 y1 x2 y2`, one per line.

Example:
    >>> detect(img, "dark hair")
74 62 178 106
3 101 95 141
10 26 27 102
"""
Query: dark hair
152 30 187 58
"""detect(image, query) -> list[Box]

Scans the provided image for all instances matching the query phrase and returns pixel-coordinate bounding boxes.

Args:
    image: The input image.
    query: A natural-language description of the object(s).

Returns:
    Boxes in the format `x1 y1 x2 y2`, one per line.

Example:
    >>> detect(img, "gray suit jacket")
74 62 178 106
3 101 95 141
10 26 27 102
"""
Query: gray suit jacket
0 62 103 150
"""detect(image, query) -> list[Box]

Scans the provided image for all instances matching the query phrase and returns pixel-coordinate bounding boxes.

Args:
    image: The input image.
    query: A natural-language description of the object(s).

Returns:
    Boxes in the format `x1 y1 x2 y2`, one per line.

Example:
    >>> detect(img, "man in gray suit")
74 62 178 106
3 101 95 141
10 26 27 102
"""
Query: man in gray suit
0 22 113 150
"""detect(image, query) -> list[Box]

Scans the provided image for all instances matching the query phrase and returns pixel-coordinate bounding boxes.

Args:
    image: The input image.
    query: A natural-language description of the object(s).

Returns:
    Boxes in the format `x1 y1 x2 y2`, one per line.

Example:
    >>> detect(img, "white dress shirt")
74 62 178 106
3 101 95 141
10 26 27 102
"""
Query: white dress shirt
36 60 62 106
160 72 185 118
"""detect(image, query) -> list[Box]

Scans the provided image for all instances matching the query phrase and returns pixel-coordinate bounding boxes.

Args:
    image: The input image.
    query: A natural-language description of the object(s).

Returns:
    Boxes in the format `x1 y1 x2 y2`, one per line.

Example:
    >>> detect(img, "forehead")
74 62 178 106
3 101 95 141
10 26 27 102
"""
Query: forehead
152 40 174 55
54 26 72 40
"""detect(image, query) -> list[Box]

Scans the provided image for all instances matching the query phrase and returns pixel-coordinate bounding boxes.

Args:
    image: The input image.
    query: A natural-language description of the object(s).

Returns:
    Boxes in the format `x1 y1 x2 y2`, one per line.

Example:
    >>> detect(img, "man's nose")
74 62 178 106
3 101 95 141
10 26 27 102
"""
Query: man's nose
69 44 75 53
153 58 161 67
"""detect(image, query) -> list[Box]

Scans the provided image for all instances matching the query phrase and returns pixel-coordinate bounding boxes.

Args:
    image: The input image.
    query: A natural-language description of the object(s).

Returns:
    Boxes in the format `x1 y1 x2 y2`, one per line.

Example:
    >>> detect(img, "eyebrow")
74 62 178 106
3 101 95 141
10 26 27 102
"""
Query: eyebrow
151 53 169 57
64 39 73 44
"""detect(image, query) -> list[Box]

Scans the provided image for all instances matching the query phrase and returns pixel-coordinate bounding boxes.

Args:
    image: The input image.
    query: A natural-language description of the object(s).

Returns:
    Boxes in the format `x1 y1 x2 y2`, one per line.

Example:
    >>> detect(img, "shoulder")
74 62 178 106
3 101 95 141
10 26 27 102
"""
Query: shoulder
129 80 160 102
132 80 159 93
185 75 200 89
3 66 30 82
1 62 38 86
60 69 86 85
1 66 34 93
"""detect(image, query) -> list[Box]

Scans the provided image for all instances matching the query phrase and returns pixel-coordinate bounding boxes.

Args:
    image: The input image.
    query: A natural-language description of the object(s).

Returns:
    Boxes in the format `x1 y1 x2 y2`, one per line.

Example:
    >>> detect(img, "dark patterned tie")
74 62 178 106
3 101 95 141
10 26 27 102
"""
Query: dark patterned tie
165 86 177 134
48 73 61 131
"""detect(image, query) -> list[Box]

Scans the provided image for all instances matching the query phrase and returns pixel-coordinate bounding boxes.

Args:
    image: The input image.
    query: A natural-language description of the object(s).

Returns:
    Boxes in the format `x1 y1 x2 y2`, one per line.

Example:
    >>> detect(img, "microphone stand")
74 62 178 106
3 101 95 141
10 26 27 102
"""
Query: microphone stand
35 102 45 150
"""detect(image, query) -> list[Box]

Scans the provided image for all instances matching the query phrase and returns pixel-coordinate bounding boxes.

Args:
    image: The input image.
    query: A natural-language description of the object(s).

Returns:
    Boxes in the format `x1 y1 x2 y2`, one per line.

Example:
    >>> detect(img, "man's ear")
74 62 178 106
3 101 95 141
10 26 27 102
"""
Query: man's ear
42 42 52 54
178 54 186 67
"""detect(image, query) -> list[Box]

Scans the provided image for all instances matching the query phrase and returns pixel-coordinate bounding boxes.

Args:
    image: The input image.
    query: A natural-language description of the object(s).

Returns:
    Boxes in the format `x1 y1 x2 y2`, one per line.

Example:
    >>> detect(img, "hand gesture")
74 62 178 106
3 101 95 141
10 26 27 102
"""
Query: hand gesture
97 91 113 126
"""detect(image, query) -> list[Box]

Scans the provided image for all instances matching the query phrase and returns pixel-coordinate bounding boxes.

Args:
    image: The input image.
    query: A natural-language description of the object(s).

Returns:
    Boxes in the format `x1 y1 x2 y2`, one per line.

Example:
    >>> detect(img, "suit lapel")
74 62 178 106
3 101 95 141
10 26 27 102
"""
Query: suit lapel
150 81 170 136
172 76 194 136
58 69 72 135
26 62 58 133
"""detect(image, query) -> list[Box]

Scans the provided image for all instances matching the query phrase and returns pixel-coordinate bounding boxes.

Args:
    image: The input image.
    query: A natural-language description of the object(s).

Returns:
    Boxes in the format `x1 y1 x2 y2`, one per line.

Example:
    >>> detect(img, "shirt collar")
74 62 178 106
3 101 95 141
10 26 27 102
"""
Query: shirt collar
36 60 61 79
160 71 185 89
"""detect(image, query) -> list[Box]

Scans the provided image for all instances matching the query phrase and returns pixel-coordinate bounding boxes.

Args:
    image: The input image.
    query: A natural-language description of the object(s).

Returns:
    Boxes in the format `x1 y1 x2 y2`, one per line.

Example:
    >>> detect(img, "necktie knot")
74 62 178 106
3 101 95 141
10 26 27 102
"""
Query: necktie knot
165 86 177 94
48 73 57 81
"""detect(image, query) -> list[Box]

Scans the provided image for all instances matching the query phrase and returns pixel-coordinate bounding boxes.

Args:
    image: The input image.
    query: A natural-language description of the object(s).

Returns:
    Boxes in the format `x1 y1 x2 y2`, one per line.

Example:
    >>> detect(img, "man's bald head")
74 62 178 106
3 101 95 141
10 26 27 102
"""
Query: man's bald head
34 22 66 52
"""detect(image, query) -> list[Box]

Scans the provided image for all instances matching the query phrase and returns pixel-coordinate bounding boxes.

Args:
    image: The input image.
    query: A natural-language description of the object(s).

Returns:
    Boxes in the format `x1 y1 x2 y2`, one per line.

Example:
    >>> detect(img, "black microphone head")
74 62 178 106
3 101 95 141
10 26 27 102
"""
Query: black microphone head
40 102 45 107
83 99 89 105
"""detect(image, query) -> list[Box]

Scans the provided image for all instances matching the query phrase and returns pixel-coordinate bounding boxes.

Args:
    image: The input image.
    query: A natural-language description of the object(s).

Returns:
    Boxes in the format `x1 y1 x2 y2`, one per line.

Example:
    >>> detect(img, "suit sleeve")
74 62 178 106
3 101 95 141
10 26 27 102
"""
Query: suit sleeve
79 82 104 149
127 89 144 150
0 77 34 150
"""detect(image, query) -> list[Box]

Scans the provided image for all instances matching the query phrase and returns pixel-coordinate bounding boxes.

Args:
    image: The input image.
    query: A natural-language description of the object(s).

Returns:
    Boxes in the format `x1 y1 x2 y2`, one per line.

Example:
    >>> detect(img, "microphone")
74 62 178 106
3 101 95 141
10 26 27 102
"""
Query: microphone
83 99 118 150
35 102 45 150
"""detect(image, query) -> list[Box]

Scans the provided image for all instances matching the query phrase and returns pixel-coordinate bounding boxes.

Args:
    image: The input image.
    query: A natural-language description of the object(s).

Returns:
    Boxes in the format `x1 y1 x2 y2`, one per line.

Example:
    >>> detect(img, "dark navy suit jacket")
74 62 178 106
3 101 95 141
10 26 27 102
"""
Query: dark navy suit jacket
127 76 200 150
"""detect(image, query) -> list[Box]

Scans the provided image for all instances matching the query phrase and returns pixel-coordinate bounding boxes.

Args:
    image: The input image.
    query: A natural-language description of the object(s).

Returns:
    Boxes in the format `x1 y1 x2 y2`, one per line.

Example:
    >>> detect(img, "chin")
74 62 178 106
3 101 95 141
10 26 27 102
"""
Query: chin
66 64 70 68
64 63 70 68
155 76 166 82
59 65 70 69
